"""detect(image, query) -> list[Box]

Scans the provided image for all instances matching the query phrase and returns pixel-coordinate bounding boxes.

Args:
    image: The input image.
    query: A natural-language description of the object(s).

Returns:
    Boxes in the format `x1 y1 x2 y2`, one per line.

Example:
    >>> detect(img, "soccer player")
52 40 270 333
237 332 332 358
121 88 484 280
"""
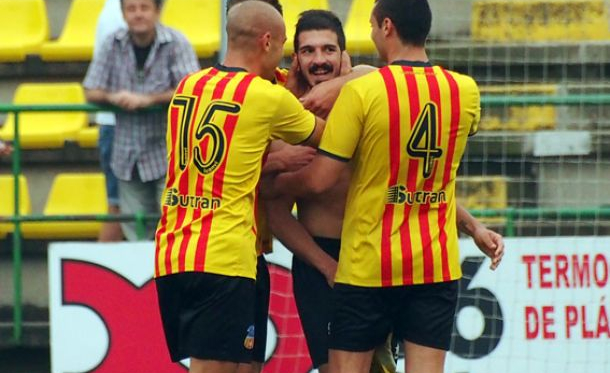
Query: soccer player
266 10 397 373
267 1 504 373
222 3 316 373
154 2 324 373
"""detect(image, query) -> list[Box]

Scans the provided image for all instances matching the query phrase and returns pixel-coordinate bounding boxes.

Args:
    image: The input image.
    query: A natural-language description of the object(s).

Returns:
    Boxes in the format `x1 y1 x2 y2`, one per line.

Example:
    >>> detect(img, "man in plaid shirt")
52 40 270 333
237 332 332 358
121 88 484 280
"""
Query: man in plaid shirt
83 0 199 240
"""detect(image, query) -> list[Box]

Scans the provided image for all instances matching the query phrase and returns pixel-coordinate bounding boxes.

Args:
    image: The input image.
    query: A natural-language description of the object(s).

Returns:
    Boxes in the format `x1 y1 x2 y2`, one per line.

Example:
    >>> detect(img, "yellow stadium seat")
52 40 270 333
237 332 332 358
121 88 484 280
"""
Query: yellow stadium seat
0 175 32 238
39 0 105 61
480 84 558 131
161 0 220 58
22 173 107 239
344 0 376 55
0 83 88 149
76 125 99 148
472 0 610 42
282 0 330 55
456 176 508 225
0 0 49 62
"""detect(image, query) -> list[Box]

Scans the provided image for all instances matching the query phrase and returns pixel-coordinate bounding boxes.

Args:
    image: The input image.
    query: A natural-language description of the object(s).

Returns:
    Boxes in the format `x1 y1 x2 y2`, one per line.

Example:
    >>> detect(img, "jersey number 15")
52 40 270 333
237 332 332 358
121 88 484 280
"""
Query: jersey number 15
171 95 241 175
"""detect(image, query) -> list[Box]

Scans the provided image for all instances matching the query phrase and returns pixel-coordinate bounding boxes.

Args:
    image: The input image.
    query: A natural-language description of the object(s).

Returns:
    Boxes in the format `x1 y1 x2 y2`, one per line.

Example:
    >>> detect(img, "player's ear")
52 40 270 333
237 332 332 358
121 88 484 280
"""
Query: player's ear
292 53 299 71
261 32 272 52
382 17 392 37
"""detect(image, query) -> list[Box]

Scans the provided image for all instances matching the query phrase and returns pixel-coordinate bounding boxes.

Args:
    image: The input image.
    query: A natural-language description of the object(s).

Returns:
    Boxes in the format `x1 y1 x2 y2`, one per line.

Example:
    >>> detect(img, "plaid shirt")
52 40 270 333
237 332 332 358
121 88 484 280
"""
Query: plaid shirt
83 24 200 182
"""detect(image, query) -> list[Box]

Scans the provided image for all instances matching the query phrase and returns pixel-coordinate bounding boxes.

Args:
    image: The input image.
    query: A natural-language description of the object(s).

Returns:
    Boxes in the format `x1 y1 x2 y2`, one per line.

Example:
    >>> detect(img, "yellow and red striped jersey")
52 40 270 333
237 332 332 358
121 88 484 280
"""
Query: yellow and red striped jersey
319 61 480 287
155 65 316 279
254 67 291 256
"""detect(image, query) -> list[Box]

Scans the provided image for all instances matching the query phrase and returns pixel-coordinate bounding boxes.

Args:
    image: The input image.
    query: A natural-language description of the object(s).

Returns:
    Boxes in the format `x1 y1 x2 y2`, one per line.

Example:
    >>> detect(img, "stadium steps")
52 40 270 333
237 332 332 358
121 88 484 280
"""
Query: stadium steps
457 176 508 225
0 0 49 63
471 0 610 42
39 0 105 62
479 84 559 131
0 305 49 349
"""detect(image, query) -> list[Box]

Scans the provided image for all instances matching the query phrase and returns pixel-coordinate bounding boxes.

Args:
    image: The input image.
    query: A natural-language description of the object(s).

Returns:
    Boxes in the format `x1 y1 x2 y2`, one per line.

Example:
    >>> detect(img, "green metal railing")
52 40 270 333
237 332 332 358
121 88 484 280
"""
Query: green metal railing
0 103 165 345
1 94 610 345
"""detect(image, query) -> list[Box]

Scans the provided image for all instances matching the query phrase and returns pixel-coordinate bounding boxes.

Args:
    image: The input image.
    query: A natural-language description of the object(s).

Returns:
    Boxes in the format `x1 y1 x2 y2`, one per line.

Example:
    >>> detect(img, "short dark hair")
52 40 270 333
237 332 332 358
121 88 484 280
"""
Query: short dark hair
120 0 163 9
226 0 283 16
373 0 431 47
294 10 346 52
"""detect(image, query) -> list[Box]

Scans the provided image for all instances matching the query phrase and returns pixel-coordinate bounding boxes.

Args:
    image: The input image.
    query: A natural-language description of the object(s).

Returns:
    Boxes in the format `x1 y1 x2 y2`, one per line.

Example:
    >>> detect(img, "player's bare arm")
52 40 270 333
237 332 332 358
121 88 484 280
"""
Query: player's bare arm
300 116 326 148
272 154 347 197
456 204 505 270
299 63 376 119
266 193 338 286
262 142 317 176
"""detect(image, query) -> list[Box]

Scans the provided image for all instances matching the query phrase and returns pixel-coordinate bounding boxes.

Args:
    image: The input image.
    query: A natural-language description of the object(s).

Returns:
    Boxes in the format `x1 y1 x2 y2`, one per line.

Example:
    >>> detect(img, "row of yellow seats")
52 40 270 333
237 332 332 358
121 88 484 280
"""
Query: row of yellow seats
0 173 108 239
0 82 97 149
0 81 560 150
345 0 610 55
0 173 509 240
0 0 329 62
3 0 610 63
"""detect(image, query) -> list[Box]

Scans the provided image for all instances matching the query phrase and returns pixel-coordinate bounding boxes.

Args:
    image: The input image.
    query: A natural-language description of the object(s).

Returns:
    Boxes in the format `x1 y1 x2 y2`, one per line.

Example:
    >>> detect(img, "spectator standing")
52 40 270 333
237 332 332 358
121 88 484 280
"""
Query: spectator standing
92 0 126 242
83 0 199 240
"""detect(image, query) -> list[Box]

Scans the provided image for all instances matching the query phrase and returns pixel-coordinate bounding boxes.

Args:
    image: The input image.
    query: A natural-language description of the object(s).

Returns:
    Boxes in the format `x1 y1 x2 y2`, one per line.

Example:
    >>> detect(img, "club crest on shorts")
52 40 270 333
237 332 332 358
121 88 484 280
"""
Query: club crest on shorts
244 325 255 349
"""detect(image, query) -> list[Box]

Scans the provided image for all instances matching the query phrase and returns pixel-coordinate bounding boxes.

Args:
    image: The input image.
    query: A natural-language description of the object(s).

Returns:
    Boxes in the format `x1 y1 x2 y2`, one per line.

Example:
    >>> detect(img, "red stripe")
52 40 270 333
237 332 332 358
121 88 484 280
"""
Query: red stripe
418 67 443 282
175 70 220 272
156 77 188 276
441 69 461 188
379 67 400 287
161 69 217 274
437 202 449 280
165 77 189 187
425 67 450 281
194 73 256 272
396 66 419 285
439 69 462 281
274 68 287 84
155 205 168 277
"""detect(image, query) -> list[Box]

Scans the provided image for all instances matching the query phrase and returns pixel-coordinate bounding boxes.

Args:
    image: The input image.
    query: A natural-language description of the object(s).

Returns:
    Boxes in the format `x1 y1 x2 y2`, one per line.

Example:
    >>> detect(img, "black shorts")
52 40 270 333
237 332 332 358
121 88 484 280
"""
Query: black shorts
155 272 256 363
292 236 340 368
329 280 459 352
252 255 270 362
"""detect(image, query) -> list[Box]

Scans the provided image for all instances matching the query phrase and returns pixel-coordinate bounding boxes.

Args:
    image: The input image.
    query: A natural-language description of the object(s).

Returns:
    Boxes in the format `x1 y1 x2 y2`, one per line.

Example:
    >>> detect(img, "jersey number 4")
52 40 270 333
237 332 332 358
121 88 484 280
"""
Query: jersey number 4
171 96 241 175
406 103 442 179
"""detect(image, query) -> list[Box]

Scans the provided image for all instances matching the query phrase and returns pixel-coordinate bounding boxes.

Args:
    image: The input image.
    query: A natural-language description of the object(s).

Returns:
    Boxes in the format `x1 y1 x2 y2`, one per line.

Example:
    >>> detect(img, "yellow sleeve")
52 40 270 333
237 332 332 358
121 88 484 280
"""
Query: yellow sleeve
318 83 364 161
270 87 316 145
466 77 481 136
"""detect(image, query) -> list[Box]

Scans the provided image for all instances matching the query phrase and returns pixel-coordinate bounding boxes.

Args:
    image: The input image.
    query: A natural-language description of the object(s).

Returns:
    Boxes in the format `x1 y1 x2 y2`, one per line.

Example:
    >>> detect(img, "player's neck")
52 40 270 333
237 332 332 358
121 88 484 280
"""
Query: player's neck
222 52 260 75
386 44 429 65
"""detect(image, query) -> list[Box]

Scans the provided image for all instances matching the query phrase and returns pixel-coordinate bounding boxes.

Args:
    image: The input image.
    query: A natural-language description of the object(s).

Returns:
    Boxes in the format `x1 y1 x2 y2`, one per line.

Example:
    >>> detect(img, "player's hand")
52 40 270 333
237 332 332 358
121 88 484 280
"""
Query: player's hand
472 226 505 270
274 145 316 172
299 78 342 119
285 54 308 98
339 50 352 76
322 258 338 287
